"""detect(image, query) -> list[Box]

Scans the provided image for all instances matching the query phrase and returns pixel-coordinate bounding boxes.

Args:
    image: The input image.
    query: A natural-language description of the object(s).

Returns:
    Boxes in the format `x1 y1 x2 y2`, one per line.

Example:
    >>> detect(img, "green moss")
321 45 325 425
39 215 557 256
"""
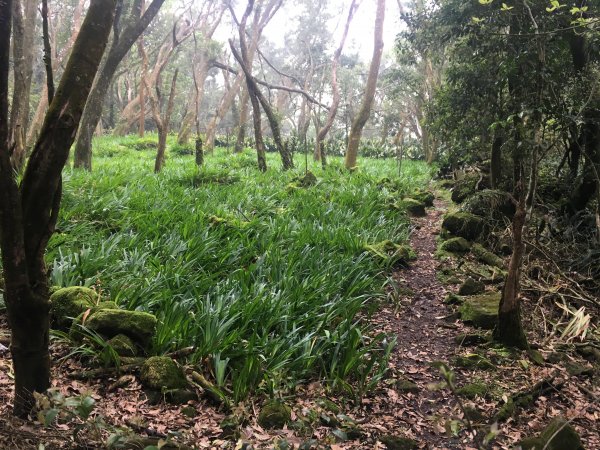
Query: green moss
462 189 515 220
181 406 197 418
50 286 99 330
364 240 415 267
450 176 478 204
107 334 137 357
454 333 491 346
318 398 340 414
458 292 500 329
94 301 118 311
140 356 187 390
396 378 420 393
84 309 157 347
379 434 418 449
519 417 584 450
538 417 584 450
471 243 504 268
439 237 471 254
258 401 292 429
445 293 464 305
456 381 490 399
458 278 485 296
527 349 545 366
397 198 426 217
411 190 435 207
442 212 484 240
452 353 495 370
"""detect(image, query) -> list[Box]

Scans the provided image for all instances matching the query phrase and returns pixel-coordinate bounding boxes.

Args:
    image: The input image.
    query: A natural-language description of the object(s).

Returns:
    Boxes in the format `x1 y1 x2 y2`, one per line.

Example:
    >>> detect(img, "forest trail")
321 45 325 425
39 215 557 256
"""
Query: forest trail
365 194 464 448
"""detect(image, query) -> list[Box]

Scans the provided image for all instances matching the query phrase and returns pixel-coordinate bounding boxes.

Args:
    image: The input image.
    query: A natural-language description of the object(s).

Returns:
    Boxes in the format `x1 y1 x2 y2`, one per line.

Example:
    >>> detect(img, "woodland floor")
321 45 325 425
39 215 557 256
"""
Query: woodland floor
1 191 599 449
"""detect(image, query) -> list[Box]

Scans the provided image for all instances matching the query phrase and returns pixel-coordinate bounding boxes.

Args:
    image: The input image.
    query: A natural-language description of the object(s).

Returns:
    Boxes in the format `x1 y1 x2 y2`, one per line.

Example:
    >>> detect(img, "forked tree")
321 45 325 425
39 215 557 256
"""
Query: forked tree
0 0 116 417
345 0 385 169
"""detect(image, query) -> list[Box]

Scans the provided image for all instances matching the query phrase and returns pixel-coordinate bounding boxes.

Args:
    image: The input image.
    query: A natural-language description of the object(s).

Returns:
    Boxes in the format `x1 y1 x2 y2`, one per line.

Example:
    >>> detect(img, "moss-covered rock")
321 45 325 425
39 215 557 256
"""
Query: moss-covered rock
471 243 504 269
107 334 137 357
458 278 485 296
442 212 484 240
462 189 515 220
288 171 318 190
451 176 478 204
318 398 340 414
439 237 471 254
50 286 99 330
140 356 187 390
411 190 435 207
577 345 600 363
456 381 490 399
458 292 500 329
84 309 157 347
364 240 415 267
518 417 584 450
445 293 464 305
396 377 420 393
397 198 426 217
181 406 197 418
452 353 495 370
565 362 594 377
379 434 418 450
258 401 292 429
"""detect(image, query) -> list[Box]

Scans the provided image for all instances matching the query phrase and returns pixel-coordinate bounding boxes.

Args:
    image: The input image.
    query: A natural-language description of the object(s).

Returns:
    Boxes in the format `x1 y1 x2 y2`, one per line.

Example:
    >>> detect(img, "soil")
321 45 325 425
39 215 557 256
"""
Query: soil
1 192 599 449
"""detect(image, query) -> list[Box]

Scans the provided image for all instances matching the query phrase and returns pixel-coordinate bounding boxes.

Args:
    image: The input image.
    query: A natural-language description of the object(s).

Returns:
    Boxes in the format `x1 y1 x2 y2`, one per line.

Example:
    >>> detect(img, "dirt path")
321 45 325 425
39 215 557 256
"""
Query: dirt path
364 195 465 448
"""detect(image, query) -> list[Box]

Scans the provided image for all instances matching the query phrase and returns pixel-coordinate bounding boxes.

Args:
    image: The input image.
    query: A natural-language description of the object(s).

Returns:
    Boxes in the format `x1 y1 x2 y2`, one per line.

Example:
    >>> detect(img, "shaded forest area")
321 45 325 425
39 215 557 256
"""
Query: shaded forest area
0 0 599 449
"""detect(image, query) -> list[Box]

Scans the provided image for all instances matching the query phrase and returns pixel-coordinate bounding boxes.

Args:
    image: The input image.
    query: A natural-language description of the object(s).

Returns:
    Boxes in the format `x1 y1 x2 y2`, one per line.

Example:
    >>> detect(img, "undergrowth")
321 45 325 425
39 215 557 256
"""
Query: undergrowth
48 134 431 401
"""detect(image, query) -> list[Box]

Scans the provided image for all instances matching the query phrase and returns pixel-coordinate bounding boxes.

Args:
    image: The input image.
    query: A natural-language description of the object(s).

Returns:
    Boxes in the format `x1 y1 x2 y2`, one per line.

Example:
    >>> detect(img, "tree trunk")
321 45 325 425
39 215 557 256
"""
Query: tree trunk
345 0 385 169
152 69 179 173
316 0 358 166
195 137 203 166
0 0 116 417
8 0 36 170
490 132 503 188
73 0 165 170
569 116 600 213
234 89 249 153
494 197 529 349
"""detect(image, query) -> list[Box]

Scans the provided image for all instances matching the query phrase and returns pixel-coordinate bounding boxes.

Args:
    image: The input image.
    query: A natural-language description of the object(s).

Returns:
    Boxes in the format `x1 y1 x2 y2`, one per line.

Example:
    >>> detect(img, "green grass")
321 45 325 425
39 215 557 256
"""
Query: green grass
49 133 432 401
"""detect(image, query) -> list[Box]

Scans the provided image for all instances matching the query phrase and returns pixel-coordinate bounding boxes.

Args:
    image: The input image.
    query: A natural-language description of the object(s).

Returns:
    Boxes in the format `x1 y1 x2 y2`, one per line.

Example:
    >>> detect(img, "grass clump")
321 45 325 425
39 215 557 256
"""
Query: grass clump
52 139 430 401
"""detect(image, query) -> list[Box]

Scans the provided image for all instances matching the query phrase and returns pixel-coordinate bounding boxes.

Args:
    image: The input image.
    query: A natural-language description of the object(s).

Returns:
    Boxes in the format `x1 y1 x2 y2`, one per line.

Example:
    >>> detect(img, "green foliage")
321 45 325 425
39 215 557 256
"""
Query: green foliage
52 139 429 400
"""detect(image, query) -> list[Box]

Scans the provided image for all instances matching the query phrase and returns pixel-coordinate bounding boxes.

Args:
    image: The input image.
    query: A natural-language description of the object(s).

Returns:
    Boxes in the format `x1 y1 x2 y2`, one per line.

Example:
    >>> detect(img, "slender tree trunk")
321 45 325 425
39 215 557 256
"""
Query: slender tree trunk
73 0 166 170
234 89 249 153
490 132 503 188
315 0 358 166
8 0 36 170
345 0 385 169
151 70 178 173
0 0 115 417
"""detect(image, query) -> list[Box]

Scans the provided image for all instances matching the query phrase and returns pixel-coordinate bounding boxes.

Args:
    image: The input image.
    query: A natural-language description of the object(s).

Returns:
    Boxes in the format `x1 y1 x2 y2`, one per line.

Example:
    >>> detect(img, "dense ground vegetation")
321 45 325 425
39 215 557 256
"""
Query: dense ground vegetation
45 137 430 402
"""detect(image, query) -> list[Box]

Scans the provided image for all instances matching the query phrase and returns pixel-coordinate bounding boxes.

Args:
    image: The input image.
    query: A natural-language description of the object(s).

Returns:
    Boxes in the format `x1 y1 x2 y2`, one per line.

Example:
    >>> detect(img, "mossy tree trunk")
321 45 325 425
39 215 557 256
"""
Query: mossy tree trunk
494 196 529 349
0 0 116 417
345 0 385 169
490 132 503 189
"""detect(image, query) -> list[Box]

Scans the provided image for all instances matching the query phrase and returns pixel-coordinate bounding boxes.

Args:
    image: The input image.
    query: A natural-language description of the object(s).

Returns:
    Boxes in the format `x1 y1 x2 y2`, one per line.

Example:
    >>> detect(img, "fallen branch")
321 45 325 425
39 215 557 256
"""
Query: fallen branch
68 363 142 380
189 370 231 409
